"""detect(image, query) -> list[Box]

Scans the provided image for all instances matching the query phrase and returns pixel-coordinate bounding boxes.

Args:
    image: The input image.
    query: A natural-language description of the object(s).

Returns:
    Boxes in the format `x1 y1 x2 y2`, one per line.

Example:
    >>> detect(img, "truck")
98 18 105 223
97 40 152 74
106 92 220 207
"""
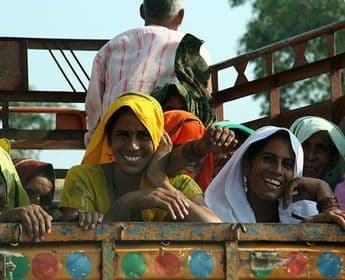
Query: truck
0 20 345 279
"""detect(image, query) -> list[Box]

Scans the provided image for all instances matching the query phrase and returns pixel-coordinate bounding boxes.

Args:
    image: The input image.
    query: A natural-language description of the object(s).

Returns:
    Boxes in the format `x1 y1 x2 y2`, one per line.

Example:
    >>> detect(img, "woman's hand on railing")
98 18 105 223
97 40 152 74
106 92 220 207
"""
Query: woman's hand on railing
303 208 345 230
0 204 52 242
77 210 104 230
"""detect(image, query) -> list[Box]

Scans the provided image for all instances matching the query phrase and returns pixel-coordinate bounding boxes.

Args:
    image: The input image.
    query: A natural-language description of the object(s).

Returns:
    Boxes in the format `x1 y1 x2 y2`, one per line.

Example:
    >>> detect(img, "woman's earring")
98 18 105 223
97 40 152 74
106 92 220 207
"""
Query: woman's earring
242 175 248 193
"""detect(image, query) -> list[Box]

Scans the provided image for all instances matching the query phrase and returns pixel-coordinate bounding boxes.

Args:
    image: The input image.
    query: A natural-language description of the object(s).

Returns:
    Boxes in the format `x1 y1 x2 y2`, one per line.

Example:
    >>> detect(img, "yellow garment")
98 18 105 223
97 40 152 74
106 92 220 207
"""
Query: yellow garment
81 92 172 220
0 142 30 210
83 92 164 164
0 138 10 154
60 163 203 221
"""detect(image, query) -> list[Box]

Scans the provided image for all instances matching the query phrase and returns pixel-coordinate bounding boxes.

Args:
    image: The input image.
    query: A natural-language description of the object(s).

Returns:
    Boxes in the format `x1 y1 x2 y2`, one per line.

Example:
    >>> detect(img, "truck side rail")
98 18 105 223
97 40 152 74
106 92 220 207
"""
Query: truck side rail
1 223 345 279
210 20 345 128
1 21 345 149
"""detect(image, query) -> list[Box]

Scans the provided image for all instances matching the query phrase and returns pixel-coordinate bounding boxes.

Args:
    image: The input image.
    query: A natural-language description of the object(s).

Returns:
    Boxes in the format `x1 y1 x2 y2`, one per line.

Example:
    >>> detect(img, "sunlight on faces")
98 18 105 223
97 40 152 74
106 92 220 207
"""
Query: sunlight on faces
302 131 338 179
242 135 295 202
108 109 155 175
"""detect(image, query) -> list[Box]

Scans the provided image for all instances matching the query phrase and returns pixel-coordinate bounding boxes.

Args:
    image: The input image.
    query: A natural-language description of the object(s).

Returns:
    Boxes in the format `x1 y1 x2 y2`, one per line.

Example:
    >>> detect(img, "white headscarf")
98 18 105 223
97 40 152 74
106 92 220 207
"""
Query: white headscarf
205 126 317 223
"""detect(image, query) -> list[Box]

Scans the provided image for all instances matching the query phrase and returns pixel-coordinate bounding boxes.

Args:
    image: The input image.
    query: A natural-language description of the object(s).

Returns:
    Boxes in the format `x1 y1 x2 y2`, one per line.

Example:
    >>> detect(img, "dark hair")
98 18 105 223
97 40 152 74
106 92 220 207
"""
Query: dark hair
243 130 292 164
105 106 133 144
143 0 183 19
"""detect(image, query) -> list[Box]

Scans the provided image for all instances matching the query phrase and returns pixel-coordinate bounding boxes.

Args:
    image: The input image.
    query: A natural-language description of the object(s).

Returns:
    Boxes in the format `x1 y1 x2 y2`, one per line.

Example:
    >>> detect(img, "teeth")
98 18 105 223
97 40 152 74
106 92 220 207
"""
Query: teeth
123 155 142 161
264 177 281 187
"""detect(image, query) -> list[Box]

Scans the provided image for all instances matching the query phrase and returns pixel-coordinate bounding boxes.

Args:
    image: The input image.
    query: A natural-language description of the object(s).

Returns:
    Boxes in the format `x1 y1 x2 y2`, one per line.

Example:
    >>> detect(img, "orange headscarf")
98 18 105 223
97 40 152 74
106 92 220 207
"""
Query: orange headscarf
164 110 213 192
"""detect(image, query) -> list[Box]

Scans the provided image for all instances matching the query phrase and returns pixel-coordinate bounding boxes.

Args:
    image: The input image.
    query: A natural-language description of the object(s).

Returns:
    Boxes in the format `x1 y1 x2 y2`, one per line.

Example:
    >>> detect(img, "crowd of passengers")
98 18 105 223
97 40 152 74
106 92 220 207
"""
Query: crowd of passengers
1 0 345 242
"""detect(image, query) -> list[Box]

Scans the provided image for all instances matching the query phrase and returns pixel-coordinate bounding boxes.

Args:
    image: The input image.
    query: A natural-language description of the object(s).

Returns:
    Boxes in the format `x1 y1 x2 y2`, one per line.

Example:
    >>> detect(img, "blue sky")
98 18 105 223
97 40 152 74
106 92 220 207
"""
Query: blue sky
1 0 260 168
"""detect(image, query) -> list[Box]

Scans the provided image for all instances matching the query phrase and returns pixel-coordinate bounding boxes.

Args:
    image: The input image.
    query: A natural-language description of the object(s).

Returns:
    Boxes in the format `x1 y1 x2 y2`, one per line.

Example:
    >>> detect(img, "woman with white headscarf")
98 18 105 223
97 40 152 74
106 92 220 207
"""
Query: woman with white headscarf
205 126 345 227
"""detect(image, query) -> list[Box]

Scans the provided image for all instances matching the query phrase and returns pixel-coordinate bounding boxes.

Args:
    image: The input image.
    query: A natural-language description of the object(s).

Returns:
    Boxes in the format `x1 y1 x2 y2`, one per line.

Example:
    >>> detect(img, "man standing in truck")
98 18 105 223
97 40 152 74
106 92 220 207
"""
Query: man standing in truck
84 0 214 146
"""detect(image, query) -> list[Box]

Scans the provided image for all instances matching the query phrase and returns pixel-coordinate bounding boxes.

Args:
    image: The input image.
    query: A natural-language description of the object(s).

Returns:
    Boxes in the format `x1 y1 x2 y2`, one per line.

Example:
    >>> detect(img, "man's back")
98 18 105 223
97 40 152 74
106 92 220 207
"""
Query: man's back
84 25 186 144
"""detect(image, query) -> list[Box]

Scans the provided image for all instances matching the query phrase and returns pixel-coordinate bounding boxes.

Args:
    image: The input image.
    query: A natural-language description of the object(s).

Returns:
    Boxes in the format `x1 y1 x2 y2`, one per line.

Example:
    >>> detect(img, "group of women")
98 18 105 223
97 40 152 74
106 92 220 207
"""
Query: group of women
60 92 345 229
1 92 345 241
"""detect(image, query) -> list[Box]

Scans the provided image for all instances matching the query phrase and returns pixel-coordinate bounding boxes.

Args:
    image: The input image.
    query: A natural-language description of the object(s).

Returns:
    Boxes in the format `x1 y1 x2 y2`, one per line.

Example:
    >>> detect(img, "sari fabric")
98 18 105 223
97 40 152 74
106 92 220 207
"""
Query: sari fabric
63 94 203 221
205 126 317 223
0 139 30 209
60 164 202 220
151 34 216 127
290 116 345 189
164 110 213 192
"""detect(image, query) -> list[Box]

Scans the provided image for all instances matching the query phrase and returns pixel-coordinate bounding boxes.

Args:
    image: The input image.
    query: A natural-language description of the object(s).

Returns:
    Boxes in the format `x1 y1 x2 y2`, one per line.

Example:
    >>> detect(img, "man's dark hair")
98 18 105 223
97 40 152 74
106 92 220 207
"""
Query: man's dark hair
143 0 183 19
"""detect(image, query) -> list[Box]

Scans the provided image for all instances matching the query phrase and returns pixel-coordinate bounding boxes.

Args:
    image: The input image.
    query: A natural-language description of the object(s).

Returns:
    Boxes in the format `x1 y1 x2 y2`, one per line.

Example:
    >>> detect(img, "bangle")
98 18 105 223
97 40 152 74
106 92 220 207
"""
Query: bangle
317 195 340 212
182 141 206 162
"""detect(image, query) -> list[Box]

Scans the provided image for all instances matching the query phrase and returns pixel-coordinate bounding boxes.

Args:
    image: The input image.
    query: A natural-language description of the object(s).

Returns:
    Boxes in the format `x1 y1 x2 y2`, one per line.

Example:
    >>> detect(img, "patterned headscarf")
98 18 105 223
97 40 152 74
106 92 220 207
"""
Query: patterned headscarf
151 34 216 127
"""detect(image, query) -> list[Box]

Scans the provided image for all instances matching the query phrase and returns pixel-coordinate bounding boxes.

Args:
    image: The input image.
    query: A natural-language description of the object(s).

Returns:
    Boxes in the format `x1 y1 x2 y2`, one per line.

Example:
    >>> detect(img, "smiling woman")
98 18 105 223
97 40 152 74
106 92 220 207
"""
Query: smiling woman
290 116 345 190
59 92 221 229
205 126 345 228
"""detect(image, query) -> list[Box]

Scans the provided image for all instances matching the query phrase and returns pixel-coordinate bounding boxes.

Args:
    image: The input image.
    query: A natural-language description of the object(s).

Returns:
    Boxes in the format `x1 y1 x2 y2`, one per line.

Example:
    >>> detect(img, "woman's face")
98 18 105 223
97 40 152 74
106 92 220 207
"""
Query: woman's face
302 131 337 179
110 110 155 175
243 136 295 202
25 175 54 210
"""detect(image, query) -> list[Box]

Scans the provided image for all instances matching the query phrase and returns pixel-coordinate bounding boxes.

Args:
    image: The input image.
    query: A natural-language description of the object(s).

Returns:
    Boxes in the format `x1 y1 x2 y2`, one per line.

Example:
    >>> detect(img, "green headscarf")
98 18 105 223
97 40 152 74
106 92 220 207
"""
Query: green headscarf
290 116 345 190
151 34 216 127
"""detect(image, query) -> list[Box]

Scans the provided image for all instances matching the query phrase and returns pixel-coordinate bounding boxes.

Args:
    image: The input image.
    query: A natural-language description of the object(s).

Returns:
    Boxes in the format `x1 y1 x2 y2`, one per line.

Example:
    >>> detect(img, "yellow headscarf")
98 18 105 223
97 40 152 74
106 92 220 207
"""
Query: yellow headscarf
0 138 10 154
82 93 166 221
83 92 164 164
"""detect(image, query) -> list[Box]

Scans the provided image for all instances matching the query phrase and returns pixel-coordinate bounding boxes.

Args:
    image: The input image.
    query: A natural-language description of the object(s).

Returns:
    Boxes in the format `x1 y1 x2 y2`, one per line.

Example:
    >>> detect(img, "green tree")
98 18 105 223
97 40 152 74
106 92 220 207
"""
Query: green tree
228 0 345 114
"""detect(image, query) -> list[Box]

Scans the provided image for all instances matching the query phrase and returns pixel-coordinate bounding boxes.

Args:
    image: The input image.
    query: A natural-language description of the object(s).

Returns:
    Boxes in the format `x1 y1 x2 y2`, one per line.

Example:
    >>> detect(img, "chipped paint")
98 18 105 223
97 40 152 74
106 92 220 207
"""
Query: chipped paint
127 225 142 235
58 226 74 235
250 252 287 278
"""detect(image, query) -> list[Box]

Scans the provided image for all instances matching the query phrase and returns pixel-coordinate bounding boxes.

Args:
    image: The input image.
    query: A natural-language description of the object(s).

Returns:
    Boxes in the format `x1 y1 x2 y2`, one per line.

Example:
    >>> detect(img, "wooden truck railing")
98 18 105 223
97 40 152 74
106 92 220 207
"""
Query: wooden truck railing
210 20 345 128
1 21 345 280
1 223 345 279
1 20 345 150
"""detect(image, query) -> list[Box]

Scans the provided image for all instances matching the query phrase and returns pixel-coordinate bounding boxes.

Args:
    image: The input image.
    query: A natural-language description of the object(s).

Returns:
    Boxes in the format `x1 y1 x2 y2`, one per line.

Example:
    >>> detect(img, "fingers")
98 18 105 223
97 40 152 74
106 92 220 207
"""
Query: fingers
157 131 172 156
303 209 345 230
162 131 173 152
78 211 103 230
163 191 190 220
283 178 300 208
12 205 53 242
143 188 190 220
207 126 238 152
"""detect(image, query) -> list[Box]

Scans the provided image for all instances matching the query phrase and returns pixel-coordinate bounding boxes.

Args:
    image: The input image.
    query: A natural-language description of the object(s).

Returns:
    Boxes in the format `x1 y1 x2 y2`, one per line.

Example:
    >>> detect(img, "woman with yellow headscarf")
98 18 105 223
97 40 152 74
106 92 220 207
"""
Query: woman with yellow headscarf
60 93 221 228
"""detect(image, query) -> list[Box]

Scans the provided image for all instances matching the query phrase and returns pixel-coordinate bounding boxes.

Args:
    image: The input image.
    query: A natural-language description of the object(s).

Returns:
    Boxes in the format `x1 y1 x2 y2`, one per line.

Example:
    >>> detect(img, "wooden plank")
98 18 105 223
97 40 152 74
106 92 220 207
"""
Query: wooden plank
226 242 238 280
213 52 345 106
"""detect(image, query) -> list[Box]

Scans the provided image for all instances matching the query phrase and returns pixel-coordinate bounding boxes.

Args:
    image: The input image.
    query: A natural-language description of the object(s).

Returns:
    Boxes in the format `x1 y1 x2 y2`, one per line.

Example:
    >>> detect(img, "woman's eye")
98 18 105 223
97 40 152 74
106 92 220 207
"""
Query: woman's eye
315 144 329 155
139 131 151 139
283 160 294 170
262 155 274 162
